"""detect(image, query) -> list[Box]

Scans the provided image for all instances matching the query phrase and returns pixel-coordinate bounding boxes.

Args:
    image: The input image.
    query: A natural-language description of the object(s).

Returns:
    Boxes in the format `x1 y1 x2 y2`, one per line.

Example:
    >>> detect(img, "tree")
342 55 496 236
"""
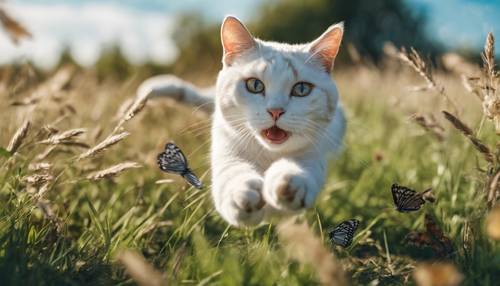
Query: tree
169 0 439 76
252 0 437 62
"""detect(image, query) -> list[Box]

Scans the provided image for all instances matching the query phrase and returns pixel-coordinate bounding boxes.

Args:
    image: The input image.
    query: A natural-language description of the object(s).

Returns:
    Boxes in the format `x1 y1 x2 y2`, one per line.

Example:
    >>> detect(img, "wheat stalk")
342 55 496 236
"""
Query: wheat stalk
399 47 458 113
488 171 500 209
399 47 441 92
477 32 500 135
35 182 51 199
92 125 103 142
40 128 86 145
7 120 31 154
114 98 134 120
59 141 89 149
77 131 129 160
113 97 148 134
116 250 166 286
442 111 494 163
28 162 51 171
11 66 75 106
278 220 346 286
155 179 174 185
87 162 141 181
36 146 56 161
43 125 59 135
482 32 496 83
0 7 32 44
412 114 445 141
24 174 54 186
461 75 483 100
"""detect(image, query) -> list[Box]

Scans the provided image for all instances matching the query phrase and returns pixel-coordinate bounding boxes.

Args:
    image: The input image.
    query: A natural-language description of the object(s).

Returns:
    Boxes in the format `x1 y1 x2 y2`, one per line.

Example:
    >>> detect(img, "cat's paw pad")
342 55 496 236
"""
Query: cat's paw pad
221 178 265 226
264 172 310 211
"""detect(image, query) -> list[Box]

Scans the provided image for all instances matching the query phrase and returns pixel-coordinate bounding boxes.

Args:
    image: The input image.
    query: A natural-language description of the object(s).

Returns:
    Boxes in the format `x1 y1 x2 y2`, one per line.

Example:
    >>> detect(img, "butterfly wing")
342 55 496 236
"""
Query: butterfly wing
182 170 203 189
391 183 402 206
329 219 359 247
157 142 188 175
391 184 422 212
400 194 426 211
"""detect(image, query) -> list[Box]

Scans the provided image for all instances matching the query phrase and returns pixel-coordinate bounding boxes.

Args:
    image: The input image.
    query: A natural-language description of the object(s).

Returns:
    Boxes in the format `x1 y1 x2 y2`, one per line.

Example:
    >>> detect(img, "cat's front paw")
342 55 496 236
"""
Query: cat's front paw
263 162 317 211
219 177 265 227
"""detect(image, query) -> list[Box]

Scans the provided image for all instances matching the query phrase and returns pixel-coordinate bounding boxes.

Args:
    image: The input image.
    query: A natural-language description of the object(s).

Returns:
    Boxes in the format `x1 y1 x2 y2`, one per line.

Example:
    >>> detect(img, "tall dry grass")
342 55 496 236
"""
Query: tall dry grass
0 28 499 286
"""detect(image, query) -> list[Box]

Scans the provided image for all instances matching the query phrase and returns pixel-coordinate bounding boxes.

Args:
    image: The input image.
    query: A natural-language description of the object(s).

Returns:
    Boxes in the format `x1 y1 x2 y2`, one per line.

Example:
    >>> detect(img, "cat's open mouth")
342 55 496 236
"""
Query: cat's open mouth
261 126 290 144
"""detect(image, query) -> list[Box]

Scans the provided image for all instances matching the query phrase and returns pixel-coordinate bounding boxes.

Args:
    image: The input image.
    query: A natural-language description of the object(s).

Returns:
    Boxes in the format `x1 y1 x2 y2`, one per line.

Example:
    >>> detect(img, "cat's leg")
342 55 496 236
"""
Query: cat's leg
212 158 266 226
262 158 326 211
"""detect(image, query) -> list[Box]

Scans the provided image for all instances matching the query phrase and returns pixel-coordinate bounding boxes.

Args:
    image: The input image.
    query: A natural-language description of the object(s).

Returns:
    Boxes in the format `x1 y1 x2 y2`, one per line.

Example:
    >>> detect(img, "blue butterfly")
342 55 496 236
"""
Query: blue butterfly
391 183 434 212
328 219 359 247
157 142 203 189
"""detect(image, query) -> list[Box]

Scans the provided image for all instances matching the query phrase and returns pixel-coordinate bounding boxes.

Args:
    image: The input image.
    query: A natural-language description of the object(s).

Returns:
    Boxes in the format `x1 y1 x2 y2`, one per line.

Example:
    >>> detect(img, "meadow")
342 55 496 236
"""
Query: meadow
0 40 499 285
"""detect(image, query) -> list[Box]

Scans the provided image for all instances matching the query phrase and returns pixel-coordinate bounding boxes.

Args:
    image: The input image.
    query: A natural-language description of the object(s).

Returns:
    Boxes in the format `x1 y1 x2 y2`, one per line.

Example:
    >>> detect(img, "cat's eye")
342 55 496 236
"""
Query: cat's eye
291 82 313 97
245 78 265 94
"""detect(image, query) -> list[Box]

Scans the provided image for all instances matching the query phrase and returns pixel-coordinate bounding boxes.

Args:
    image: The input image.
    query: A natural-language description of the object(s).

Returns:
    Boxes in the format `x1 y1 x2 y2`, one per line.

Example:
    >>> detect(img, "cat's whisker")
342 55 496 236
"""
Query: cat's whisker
192 101 215 114
180 114 244 135
302 119 345 148
186 137 212 158
185 118 248 137
302 120 372 168
180 120 212 135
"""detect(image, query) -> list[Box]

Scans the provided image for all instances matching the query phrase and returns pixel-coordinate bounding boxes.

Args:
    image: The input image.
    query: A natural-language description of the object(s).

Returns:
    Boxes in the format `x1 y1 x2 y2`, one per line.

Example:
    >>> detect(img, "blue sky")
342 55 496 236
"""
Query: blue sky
0 0 499 69
408 0 500 51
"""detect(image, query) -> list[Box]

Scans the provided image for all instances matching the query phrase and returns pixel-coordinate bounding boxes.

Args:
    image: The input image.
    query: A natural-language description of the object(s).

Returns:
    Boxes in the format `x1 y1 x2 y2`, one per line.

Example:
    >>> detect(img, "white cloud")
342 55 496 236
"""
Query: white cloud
0 2 178 69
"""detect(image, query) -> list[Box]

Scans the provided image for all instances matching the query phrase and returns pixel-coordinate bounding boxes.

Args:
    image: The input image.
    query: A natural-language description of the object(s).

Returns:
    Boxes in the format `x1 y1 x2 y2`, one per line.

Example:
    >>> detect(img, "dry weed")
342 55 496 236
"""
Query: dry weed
398 47 442 93
40 128 86 145
486 204 500 240
116 250 166 286
28 162 51 171
399 47 458 112
278 220 346 286
113 96 148 134
10 66 74 106
87 162 141 181
413 262 463 286
6 120 30 153
412 113 445 141
442 111 494 163
479 33 500 134
488 171 500 208
78 131 129 160
0 7 31 44
23 173 54 187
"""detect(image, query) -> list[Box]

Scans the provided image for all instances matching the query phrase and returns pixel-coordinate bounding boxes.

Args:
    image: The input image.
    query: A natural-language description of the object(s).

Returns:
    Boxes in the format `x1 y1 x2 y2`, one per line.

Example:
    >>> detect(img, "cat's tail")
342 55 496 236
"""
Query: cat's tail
137 75 214 112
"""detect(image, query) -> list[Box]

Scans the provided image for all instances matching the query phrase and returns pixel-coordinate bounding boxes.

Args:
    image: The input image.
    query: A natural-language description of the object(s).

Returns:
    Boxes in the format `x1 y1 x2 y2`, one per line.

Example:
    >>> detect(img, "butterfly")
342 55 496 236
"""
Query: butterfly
391 183 435 212
328 219 360 248
404 214 454 258
157 142 203 189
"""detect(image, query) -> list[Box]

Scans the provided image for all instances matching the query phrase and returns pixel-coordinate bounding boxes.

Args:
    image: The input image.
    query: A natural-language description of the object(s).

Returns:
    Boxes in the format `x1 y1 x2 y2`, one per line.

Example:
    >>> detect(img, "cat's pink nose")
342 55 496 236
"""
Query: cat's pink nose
267 108 285 121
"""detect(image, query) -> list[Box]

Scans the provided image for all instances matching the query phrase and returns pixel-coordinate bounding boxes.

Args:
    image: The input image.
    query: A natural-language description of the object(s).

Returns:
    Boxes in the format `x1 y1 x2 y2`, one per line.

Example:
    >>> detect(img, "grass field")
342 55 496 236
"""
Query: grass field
0 47 499 285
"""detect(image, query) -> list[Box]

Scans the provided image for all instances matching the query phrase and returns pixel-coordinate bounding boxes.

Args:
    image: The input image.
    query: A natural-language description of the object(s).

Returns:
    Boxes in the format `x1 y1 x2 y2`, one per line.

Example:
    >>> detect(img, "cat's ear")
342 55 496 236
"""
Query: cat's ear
221 16 256 65
307 22 344 73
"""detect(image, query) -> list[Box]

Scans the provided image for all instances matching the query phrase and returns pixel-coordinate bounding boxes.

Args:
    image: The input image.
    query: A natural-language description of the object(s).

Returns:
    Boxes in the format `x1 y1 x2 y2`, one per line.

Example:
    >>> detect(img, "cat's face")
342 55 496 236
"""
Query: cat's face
216 16 343 153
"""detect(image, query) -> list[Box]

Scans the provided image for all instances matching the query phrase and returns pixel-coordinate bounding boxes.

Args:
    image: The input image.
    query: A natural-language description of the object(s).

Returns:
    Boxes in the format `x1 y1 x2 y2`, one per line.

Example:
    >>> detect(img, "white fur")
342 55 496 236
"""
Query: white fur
137 17 346 227
137 75 214 112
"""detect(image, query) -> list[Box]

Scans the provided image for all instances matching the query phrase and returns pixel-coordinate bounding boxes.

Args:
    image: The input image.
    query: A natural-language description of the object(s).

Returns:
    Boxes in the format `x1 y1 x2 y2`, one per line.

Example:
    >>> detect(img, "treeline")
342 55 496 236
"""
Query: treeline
4 0 444 80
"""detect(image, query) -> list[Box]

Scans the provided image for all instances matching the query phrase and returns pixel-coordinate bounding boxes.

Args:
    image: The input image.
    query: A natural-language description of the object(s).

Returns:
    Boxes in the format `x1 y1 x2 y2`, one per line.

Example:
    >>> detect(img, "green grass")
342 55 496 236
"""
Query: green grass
0 67 499 285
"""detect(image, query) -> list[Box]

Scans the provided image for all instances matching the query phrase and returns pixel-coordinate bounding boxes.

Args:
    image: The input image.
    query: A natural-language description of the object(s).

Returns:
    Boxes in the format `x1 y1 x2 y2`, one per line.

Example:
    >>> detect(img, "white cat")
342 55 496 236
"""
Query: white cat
138 16 346 227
